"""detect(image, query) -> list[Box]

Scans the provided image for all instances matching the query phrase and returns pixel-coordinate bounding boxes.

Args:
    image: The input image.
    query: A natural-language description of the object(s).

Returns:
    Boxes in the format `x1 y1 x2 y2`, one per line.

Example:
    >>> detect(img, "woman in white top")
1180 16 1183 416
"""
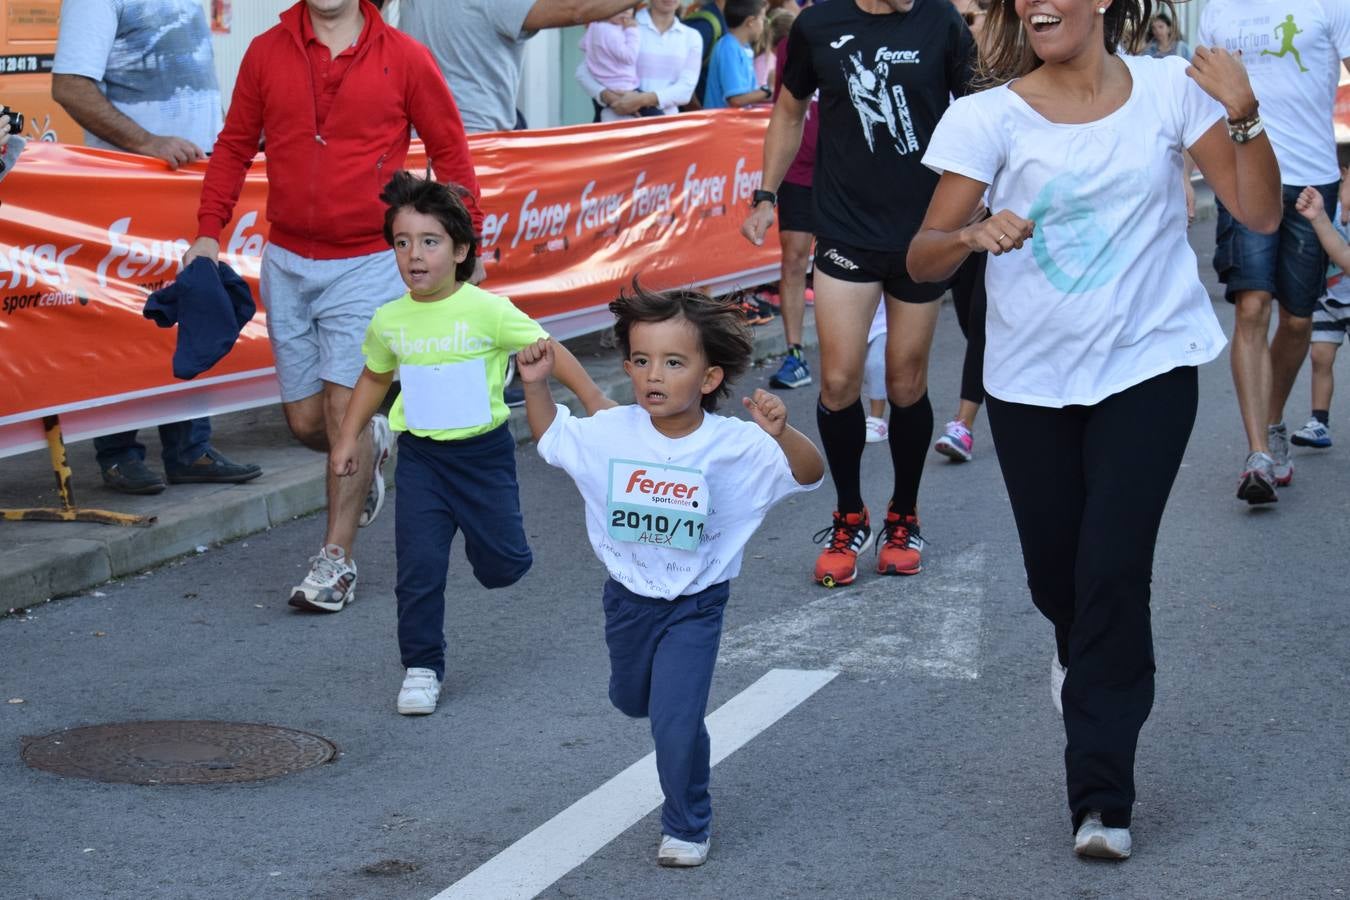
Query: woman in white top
908 0 1279 861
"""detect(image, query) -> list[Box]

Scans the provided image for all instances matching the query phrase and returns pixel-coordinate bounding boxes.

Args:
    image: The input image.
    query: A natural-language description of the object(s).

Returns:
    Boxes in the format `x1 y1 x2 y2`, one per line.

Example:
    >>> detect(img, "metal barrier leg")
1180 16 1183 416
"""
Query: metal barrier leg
0 416 155 526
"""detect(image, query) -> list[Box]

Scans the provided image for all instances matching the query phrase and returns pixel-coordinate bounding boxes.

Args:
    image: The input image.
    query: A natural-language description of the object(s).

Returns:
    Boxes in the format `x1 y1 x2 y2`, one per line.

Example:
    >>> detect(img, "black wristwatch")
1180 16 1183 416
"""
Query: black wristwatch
751 189 777 208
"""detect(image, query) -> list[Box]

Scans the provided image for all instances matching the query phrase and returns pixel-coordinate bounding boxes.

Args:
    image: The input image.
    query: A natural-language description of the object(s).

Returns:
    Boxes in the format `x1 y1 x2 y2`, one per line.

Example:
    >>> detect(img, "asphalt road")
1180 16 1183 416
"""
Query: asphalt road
3 226 1349 899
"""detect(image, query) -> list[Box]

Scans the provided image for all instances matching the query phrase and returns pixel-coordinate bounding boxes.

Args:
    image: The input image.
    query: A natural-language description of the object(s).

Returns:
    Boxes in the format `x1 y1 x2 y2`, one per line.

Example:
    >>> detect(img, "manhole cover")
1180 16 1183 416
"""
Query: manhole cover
21 721 337 785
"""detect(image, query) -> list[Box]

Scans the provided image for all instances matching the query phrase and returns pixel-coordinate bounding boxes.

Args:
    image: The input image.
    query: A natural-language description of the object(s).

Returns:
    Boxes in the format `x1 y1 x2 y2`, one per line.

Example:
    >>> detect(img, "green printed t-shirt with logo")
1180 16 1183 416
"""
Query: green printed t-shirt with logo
361 283 546 441
922 54 1229 409
1199 0 1350 186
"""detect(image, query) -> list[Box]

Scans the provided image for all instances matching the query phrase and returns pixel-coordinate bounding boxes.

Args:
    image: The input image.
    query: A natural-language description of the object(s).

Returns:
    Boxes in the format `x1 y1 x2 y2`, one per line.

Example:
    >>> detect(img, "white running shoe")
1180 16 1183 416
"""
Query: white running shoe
288 544 356 612
1290 417 1332 449
397 667 441 716
864 415 888 443
1051 652 1067 716
1267 423 1293 486
657 834 710 867
359 414 393 528
1074 811 1132 860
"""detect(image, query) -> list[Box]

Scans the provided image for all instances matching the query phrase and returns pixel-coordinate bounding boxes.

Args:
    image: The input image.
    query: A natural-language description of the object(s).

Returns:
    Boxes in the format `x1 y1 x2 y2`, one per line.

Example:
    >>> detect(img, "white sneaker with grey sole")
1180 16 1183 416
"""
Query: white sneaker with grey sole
1267 422 1293 486
1074 811 1132 859
657 834 710 867
397 667 441 715
360 414 393 528
288 544 356 612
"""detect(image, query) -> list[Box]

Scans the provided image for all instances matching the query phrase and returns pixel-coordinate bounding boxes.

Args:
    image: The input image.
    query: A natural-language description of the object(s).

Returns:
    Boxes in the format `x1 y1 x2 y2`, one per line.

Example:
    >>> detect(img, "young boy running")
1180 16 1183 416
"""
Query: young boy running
1293 174 1350 448
518 284 823 867
331 172 605 716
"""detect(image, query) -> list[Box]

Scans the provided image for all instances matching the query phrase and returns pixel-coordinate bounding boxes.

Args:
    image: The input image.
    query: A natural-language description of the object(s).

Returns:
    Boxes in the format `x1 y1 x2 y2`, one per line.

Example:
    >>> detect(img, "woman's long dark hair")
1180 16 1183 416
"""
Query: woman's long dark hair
977 0 1182 88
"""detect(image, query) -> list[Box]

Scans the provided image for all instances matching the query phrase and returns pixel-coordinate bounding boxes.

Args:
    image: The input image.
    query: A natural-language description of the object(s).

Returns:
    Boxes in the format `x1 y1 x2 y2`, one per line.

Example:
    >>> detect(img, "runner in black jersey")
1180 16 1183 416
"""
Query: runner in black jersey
742 0 974 586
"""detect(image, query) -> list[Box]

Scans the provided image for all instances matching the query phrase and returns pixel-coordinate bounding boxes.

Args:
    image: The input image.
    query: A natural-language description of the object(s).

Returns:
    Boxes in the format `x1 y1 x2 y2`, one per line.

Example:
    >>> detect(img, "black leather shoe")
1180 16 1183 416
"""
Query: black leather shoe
101 459 167 495
165 448 263 485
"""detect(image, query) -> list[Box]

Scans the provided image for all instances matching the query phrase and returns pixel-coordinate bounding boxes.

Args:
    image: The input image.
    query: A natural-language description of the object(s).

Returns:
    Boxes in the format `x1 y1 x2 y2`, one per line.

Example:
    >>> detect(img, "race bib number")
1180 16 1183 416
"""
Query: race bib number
398 360 493 431
606 459 708 552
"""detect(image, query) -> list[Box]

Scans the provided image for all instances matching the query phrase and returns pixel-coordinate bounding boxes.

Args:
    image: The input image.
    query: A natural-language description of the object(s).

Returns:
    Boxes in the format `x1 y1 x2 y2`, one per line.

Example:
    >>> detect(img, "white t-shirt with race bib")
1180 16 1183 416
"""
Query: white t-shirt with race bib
537 404 818 600
1198 0 1350 187
923 54 1228 408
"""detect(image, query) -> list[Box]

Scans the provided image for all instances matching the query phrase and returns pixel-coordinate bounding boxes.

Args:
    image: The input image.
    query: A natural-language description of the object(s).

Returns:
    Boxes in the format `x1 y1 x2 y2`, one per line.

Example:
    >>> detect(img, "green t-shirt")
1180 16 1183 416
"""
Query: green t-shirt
362 283 548 441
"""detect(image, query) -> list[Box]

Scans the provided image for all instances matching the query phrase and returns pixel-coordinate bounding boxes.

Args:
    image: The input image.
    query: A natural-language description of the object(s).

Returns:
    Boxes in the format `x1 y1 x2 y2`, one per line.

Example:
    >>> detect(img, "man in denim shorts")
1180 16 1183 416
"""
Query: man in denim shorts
1199 0 1350 505
184 0 482 610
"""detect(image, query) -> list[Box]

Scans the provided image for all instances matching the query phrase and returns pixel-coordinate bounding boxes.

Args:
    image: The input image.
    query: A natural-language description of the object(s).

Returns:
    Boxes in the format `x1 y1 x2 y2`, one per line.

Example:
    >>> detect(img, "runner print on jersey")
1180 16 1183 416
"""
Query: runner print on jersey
607 459 708 551
844 48 921 156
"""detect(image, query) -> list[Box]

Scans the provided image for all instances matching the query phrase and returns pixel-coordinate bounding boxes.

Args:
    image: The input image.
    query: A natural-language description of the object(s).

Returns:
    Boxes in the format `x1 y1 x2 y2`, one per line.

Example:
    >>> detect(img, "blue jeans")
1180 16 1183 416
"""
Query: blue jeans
94 419 211 474
1215 182 1339 317
394 426 531 680
602 577 728 842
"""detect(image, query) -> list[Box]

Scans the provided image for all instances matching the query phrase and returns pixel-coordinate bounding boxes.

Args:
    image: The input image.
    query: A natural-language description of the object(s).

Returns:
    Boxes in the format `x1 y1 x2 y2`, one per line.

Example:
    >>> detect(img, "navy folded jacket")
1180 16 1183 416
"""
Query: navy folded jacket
143 257 256 380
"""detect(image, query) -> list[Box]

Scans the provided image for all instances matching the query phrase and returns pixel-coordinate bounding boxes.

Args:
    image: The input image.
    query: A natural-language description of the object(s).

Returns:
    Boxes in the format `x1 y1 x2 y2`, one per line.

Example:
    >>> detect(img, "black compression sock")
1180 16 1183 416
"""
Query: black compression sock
887 392 934 517
1313 409 1330 426
817 397 866 514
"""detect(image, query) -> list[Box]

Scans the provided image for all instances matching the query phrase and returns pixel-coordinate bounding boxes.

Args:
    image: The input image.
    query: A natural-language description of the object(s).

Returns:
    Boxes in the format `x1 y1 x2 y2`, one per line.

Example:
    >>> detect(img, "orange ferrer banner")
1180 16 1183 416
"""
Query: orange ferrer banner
0 109 780 453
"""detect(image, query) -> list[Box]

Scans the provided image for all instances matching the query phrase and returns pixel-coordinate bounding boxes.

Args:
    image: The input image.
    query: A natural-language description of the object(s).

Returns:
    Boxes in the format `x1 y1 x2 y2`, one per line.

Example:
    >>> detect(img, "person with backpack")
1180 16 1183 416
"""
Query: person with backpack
684 1 727 106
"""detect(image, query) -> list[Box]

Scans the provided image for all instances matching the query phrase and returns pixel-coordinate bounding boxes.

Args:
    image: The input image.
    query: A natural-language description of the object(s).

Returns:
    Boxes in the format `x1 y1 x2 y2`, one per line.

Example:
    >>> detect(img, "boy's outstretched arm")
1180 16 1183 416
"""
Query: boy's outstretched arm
518 338 559 442
742 388 826 485
1296 186 1350 271
331 367 394 476
550 340 617 414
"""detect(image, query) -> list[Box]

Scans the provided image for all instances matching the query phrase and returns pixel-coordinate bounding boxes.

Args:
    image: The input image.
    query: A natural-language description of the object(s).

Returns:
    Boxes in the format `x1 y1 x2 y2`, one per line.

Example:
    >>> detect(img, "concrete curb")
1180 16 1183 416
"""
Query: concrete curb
2 318 818 612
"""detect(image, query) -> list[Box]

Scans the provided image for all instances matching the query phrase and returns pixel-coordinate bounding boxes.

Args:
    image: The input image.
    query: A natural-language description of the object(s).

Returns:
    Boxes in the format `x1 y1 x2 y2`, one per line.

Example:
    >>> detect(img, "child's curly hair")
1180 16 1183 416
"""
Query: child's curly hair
609 280 753 412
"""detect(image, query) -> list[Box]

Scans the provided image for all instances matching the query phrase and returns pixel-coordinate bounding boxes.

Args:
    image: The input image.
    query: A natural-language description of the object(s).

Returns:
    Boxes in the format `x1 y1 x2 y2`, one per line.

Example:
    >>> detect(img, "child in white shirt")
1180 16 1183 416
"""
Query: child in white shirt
518 283 823 867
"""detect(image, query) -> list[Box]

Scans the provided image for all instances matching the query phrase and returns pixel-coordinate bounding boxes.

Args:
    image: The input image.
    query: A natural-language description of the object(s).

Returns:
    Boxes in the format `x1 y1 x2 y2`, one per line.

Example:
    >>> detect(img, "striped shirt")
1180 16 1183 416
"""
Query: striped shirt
576 9 701 121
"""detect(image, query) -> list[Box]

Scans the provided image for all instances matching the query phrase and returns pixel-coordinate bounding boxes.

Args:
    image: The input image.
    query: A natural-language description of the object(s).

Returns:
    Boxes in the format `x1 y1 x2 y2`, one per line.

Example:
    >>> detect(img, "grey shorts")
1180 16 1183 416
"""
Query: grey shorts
1312 297 1350 346
260 244 405 402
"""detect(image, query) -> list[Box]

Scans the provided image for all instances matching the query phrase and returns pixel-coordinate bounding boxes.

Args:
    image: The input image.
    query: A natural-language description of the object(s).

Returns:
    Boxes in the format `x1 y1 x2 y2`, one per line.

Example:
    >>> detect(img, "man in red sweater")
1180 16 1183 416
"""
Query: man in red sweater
184 0 483 613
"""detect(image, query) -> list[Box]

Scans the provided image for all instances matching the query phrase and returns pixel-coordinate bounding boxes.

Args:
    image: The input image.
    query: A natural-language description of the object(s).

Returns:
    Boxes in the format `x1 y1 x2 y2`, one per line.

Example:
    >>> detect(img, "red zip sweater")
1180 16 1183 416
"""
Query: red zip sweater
196 0 482 260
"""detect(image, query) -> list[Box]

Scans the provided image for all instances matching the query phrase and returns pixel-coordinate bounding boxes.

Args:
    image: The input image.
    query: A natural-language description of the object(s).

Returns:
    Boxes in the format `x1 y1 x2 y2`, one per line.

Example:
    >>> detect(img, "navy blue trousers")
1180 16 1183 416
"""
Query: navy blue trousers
394 426 532 679
602 578 728 842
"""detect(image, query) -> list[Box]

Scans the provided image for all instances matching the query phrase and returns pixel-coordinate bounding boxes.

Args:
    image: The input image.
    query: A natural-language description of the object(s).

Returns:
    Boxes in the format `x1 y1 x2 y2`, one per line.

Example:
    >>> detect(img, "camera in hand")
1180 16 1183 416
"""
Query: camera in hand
1 106 24 134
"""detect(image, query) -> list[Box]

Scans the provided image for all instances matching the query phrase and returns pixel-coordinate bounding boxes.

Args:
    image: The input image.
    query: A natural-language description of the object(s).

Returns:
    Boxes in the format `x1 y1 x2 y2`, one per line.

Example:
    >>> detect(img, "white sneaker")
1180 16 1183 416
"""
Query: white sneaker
288 544 356 612
359 414 393 528
1291 417 1332 448
1267 423 1293 486
864 416 888 443
1074 811 1132 859
397 667 441 716
657 834 710 867
1051 652 1067 716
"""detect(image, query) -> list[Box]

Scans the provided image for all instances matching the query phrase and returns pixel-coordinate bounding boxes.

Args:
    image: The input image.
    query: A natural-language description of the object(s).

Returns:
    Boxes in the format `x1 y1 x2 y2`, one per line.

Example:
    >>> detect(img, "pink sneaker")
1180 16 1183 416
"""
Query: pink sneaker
934 420 974 462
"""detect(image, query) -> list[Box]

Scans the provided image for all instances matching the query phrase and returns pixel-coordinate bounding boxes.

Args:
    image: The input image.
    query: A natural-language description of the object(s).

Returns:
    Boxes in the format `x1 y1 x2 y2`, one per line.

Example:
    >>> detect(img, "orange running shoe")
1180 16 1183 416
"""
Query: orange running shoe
877 511 924 576
812 509 873 587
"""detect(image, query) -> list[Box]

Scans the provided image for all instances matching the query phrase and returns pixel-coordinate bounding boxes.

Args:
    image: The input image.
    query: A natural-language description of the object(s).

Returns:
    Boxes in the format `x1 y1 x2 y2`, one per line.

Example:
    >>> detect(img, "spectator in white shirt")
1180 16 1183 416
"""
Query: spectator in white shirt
577 0 701 121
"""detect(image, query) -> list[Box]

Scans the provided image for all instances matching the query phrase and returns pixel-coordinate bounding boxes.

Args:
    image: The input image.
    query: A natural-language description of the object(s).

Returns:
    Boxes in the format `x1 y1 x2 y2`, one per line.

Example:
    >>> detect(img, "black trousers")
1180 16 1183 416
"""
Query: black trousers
986 365 1197 830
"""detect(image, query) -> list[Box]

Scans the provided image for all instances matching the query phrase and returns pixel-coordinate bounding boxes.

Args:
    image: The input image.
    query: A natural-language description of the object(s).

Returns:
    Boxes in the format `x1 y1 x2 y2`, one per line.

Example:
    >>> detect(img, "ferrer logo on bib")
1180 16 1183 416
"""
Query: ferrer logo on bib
606 460 708 551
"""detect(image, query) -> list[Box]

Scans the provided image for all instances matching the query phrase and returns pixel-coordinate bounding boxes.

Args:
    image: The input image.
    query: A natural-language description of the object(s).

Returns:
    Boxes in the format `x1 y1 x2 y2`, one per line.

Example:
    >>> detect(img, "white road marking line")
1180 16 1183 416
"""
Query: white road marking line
432 668 838 900
717 544 986 679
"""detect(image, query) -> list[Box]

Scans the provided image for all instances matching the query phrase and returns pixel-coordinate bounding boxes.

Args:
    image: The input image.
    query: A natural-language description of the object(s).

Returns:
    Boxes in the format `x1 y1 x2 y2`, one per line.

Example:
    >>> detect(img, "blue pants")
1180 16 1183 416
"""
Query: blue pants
394 426 532 680
94 419 211 474
602 578 728 842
